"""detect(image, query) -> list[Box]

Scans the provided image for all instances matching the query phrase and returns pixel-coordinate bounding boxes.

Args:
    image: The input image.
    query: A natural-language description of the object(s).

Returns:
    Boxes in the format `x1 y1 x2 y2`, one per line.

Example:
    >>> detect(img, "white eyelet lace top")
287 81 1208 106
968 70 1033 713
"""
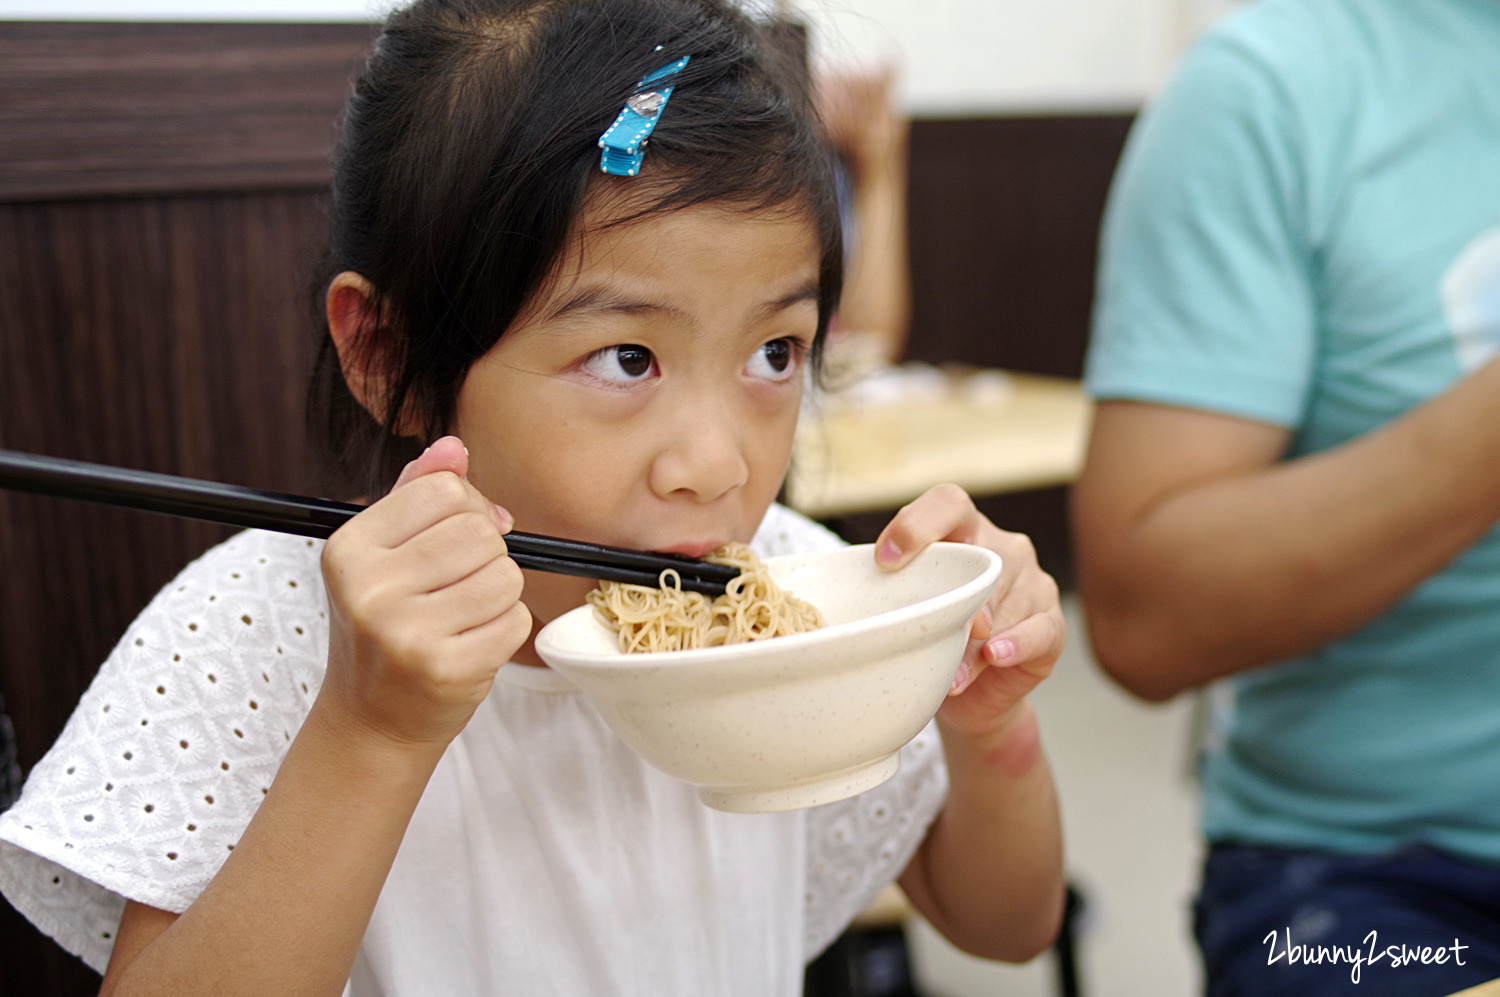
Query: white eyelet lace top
0 504 947 996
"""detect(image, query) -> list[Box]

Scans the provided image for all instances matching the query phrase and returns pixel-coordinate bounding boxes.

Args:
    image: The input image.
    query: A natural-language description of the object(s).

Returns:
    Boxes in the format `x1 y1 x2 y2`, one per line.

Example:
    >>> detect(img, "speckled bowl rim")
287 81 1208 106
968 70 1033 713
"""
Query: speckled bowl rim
536 541 1002 670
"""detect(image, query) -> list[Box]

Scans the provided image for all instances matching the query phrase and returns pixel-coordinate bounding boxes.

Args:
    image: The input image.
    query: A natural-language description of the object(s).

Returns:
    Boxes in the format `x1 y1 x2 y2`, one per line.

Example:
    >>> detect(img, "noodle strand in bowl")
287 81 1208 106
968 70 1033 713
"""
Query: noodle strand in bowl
587 542 823 653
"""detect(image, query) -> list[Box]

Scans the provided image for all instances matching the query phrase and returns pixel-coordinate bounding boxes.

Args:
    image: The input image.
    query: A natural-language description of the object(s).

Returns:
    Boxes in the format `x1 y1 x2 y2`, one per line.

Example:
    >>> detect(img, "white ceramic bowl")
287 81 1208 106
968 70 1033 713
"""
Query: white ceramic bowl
534 541 1002 813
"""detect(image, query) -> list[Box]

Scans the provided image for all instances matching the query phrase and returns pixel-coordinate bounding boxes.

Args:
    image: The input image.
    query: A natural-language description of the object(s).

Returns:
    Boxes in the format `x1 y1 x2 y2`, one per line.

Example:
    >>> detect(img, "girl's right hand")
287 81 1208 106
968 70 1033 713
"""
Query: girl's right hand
318 436 531 748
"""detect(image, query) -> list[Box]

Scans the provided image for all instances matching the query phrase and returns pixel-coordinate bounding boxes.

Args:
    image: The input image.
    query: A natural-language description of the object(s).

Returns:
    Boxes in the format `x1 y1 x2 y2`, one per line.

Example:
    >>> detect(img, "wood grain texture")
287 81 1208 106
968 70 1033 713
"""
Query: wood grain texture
0 192 327 773
0 190 329 994
905 115 1133 379
0 21 374 201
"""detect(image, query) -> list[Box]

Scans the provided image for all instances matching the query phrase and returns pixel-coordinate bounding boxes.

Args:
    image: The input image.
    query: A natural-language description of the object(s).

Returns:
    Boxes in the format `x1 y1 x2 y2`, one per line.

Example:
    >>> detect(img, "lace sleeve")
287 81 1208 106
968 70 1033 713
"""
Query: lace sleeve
0 530 329 972
802 723 948 962
749 504 952 959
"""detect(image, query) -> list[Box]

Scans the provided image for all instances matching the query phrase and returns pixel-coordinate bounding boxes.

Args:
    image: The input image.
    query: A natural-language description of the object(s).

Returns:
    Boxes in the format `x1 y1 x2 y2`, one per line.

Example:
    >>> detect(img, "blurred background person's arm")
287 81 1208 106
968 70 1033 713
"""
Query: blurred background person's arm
1075 367 1500 702
816 66 911 364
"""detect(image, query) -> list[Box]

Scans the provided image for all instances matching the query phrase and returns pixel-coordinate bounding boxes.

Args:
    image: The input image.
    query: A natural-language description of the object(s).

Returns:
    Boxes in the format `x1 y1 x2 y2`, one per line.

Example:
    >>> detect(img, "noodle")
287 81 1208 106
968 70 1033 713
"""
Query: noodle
587 542 823 653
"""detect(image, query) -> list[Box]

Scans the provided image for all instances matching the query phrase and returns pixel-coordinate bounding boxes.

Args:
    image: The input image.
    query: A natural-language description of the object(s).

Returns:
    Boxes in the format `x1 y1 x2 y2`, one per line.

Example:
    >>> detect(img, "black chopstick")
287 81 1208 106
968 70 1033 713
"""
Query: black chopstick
0 449 739 596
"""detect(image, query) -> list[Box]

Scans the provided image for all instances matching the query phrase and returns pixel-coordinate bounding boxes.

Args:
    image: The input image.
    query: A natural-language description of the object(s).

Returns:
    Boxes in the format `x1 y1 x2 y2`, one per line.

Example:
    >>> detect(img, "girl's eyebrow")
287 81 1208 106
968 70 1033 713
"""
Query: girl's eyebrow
547 286 686 321
754 282 821 317
546 280 820 323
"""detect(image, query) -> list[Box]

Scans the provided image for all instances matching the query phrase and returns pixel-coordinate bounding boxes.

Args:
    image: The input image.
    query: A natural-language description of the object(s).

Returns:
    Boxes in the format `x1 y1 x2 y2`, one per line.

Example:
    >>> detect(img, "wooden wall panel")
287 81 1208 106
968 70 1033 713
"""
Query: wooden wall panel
0 24 360 992
0 191 329 994
905 115 1133 379
0 192 328 771
0 22 373 201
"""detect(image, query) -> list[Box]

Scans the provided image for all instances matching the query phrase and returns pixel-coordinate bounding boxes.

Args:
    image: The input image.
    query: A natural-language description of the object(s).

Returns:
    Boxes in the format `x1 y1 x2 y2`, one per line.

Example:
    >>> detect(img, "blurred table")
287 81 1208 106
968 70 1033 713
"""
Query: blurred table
785 368 1093 520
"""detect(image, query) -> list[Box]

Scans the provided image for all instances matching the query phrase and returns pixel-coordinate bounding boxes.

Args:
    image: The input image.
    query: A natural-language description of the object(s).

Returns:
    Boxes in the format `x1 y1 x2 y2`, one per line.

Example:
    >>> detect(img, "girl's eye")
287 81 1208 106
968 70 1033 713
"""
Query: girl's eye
581 344 656 383
745 338 799 381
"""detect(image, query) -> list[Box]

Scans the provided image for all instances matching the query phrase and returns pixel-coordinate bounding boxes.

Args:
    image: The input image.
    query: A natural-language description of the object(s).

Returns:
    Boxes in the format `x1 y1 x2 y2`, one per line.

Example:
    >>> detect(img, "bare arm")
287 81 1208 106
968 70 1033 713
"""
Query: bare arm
878 487 1066 962
899 701 1063 962
816 68 911 361
99 439 530 996
838 147 910 361
1072 354 1500 702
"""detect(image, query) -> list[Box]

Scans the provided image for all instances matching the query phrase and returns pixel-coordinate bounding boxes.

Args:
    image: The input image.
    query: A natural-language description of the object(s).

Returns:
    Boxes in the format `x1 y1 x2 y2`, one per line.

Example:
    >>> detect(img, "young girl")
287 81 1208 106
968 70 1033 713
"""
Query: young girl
0 2 1065 993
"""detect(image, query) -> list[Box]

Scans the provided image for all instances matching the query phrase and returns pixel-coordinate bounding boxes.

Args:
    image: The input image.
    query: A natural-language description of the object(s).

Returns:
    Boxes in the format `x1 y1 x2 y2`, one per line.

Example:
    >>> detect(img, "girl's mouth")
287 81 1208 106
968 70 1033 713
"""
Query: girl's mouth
652 540 728 559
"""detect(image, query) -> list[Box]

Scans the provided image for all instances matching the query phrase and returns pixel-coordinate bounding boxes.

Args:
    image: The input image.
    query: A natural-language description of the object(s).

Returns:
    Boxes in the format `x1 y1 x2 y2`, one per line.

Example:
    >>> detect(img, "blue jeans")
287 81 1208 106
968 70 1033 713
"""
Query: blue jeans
1195 843 1500 996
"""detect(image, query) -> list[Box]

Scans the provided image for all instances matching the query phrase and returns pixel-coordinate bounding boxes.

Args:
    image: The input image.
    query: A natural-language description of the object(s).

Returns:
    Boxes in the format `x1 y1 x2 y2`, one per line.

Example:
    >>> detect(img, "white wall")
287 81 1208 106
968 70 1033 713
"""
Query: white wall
801 0 1188 115
3 0 1247 113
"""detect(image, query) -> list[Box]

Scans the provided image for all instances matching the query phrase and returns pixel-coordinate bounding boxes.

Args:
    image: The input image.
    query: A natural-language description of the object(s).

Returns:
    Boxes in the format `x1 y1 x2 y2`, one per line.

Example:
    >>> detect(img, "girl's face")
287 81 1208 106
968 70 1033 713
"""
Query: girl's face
452 196 821 648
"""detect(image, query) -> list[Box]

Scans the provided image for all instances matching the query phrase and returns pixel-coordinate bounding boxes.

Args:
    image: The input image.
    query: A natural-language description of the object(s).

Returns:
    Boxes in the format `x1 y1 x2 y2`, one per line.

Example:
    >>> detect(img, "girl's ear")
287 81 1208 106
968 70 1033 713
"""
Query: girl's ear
326 272 404 428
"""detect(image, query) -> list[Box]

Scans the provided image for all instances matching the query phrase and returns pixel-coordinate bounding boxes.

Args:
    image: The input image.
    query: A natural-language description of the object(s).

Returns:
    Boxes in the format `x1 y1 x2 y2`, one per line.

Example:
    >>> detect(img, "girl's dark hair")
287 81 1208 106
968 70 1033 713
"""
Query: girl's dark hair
309 0 842 496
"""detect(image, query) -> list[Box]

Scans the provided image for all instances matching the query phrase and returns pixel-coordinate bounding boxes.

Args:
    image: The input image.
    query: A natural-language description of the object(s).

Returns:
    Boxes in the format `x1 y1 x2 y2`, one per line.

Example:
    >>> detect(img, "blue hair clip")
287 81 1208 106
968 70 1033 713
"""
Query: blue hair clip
598 54 691 177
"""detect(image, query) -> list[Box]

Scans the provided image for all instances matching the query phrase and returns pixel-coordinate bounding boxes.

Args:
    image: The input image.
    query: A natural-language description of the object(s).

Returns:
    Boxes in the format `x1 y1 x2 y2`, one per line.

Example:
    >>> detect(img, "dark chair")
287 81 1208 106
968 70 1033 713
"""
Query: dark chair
0 693 21 811
803 881 1088 997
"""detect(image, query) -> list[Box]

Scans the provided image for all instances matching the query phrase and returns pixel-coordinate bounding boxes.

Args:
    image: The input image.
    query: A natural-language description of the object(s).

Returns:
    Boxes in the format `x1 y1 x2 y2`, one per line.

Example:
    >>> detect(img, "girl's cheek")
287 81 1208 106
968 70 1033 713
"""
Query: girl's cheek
556 367 660 408
755 390 802 449
744 371 804 414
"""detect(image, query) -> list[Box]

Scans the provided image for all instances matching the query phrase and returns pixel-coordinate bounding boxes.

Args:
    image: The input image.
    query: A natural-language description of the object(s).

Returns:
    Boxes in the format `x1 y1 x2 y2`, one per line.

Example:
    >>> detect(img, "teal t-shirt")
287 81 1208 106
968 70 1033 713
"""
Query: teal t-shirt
1087 0 1500 860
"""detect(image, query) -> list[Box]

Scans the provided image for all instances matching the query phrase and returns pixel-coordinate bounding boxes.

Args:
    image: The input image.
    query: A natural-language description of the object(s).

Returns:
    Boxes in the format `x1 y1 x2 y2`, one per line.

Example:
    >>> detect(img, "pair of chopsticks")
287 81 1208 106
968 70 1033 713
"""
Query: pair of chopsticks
0 450 738 596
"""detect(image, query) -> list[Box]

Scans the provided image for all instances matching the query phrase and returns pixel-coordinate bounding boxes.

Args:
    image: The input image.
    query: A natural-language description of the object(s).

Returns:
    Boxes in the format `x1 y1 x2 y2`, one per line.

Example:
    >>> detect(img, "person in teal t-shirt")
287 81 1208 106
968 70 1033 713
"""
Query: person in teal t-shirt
1073 0 1500 992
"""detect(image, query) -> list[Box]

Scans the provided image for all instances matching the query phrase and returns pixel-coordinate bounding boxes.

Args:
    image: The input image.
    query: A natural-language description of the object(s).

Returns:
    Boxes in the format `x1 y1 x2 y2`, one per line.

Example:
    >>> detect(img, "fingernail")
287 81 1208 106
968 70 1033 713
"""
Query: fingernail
987 637 1016 663
494 504 513 530
877 539 901 566
463 445 469 456
949 660 972 695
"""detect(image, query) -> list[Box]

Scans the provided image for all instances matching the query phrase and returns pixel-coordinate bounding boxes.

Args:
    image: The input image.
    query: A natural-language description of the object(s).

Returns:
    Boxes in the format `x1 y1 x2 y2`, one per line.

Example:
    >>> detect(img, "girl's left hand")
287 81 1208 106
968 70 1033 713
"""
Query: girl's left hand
875 484 1066 738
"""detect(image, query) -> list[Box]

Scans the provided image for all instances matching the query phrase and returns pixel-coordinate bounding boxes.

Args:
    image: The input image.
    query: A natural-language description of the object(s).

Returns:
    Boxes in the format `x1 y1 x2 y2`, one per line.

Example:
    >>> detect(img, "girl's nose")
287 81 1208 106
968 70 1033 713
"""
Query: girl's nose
648 398 750 503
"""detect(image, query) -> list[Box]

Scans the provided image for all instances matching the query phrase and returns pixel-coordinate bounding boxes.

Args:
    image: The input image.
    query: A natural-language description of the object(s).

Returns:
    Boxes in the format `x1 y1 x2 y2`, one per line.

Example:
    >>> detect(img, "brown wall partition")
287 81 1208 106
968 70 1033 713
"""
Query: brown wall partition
0 20 1129 994
0 22 372 993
